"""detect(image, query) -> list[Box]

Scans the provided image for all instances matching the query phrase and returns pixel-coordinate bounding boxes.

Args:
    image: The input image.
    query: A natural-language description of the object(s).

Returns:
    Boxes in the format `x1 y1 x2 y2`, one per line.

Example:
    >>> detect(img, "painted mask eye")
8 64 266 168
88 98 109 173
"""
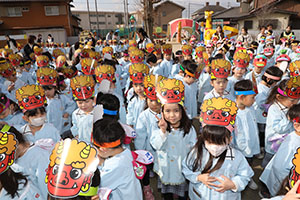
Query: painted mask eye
161 91 167 96
70 168 82 180
0 153 6 162
291 87 297 92
221 111 229 117
147 87 153 92
52 165 59 175
174 90 179 95
206 110 213 115
76 88 81 92
86 86 91 91
23 98 29 103
35 95 41 100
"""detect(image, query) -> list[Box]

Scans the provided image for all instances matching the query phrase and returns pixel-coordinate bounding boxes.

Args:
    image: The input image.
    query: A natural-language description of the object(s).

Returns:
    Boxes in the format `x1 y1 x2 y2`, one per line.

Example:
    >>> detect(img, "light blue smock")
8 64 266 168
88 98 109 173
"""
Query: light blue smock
198 71 213 104
126 96 145 128
70 108 93 143
203 88 235 101
183 81 198 118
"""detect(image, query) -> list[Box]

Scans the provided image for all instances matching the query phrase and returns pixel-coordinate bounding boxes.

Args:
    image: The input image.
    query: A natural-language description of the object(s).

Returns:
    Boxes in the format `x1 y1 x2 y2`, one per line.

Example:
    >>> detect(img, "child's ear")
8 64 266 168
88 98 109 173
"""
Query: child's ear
22 115 29 123
294 122 300 132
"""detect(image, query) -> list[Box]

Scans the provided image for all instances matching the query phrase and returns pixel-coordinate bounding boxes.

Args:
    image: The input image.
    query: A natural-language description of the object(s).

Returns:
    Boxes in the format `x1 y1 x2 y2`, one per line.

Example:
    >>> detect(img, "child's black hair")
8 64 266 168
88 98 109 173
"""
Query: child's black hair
102 60 117 71
266 79 288 105
187 125 231 173
262 66 283 86
42 52 53 62
23 106 46 117
96 92 120 120
146 53 157 65
173 50 182 64
287 103 300 122
184 62 198 76
234 79 253 92
180 60 192 72
93 118 125 148
161 104 192 137
0 93 21 113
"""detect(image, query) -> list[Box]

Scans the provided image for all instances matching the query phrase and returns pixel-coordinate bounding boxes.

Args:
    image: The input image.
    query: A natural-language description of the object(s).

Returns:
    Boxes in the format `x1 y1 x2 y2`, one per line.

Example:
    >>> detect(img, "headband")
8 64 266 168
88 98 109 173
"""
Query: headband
24 60 31 65
103 109 118 116
79 186 98 196
277 87 287 97
1 99 10 113
293 117 300 123
93 139 121 148
264 73 281 80
180 65 185 71
185 69 195 78
123 53 129 57
234 90 256 96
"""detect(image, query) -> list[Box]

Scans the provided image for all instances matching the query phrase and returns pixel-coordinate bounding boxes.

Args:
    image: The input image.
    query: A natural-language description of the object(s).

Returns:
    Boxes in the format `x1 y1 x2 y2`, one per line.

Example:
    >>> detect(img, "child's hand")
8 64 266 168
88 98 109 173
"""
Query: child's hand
7 83 15 92
156 113 167 134
283 180 300 200
211 175 236 193
197 173 217 190
63 113 69 118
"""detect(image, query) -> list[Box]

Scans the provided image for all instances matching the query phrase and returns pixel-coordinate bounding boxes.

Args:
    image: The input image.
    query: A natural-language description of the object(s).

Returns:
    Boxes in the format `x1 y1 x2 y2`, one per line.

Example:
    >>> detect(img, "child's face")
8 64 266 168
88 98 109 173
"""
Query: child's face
184 55 192 61
123 56 129 62
97 147 115 158
76 98 94 113
294 122 300 133
196 57 203 64
206 47 213 54
44 87 56 98
23 111 46 127
183 75 196 85
163 103 182 127
133 83 144 97
233 67 246 78
164 54 171 61
240 94 256 107
211 78 228 95
278 96 299 108
147 98 161 113
254 66 264 74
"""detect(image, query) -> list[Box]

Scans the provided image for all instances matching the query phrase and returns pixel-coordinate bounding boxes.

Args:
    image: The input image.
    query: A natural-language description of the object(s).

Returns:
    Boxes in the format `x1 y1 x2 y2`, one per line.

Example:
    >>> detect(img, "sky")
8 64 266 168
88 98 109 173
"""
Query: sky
71 0 240 18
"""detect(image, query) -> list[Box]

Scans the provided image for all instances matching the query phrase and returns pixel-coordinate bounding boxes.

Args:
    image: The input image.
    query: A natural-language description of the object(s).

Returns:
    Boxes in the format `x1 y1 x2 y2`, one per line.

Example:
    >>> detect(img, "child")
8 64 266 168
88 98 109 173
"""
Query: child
135 74 164 200
260 103 300 197
70 75 95 142
151 78 197 199
234 80 260 190
262 77 300 167
171 50 183 78
204 58 234 101
15 85 60 144
245 54 267 93
36 67 76 134
92 118 143 200
182 62 198 118
263 44 276 69
174 60 192 81
226 51 250 97
160 44 173 78
118 51 130 90
17 57 35 85
182 97 254 199
182 44 193 61
0 93 26 128
126 63 149 128
146 53 163 75
254 66 283 158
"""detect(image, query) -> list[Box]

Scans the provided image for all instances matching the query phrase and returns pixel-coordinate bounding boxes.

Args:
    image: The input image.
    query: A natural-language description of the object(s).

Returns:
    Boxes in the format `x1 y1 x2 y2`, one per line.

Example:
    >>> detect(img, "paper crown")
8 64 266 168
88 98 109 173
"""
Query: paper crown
33 47 43 56
146 43 155 53
233 51 250 68
129 40 137 47
36 67 58 86
61 67 78 79
289 147 300 193
0 125 18 175
200 97 238 132
162 44 172 55
45 139 99 198
129 63 149 84
36 55 50 67
0 48 12 59
89 51 101 62
156 78 184 105
70 75 95 100
211 59 231 79
95 65 116 84
80 58 97 76
182 45 193 56
154 44 162 55
56 55 66 68
0 62 16 78
128 46 138 54
263 47 274 57
289 60 300 77
253 54 267 68
143 74 164 100
81 48 92 58
284 76 300 99
195 63 205 79
15 85 47 111
8 53 22 67
130 50 144 64
102 47 113 55
195 46 206 58
52 49 65 60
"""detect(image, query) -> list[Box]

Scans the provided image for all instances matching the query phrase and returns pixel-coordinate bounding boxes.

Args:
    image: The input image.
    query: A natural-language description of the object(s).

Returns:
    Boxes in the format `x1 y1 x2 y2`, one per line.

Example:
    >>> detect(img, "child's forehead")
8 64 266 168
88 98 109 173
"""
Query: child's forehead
213 78 228 83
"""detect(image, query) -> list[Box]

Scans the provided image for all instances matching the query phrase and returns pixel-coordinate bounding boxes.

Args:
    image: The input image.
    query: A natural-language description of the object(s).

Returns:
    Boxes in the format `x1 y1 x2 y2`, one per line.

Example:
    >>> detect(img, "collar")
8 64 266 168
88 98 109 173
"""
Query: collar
225 146 235 160
149 108 160 116
77 108 94 115
275 101 289 112
212 89 229 98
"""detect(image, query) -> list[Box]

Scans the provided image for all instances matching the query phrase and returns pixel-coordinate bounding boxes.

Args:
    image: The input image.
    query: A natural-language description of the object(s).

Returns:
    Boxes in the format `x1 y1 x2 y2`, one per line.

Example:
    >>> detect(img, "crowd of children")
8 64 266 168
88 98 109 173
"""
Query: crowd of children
0 27 300 200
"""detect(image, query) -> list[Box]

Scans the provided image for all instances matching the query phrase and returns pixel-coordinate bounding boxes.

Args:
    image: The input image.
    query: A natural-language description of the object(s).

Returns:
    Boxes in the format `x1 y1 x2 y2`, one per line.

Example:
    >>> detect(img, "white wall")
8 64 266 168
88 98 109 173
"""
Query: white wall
24 28 67 44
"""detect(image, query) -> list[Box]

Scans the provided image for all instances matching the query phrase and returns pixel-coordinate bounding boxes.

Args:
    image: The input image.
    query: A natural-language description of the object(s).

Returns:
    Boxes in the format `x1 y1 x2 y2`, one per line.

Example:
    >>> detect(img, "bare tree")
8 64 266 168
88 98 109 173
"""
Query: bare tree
141 0 161 40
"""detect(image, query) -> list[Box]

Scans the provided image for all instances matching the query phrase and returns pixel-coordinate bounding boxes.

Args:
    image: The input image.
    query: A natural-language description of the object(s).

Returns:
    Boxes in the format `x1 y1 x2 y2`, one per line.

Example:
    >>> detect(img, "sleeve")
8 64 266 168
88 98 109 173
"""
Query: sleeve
231 154 254 192
269 107 292 134
134 113 147 150
35 150 51 198
62 95 76 115
126 100 135 126
182 152 201 184
150 128 168 150
70 111 79 136
234 116 248 152
187 127 197 151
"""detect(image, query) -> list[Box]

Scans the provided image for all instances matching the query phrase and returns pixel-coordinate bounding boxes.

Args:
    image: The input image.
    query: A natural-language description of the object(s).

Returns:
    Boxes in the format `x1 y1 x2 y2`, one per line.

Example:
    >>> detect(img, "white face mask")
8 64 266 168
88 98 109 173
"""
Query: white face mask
204 142 227 157
30 116 46 127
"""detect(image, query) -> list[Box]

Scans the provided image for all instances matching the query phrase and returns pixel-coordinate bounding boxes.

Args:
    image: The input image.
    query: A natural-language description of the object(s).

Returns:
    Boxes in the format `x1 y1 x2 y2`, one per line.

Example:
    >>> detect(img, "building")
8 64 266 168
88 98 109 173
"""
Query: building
0 0 81 45
192 2 226 22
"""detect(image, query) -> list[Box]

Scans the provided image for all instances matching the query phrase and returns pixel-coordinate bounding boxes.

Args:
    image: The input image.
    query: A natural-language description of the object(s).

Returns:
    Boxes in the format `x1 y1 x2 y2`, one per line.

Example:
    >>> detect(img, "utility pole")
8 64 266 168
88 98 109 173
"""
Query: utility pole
124 0 128 37
87 0 91 31
95 0 99 38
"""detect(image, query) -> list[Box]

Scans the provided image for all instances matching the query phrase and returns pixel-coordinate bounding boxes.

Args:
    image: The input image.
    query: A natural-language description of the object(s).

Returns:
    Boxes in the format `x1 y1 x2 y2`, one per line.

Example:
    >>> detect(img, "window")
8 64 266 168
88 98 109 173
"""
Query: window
44 6 59 16
108 22 111 24
22 7 29 12
244 20 253 29
7 7 22 17
162 11 166 17
99 22 105 25
98 14 105 17
162 24 168 31
90 14 97 17
107 15 111 17
259 19 278 29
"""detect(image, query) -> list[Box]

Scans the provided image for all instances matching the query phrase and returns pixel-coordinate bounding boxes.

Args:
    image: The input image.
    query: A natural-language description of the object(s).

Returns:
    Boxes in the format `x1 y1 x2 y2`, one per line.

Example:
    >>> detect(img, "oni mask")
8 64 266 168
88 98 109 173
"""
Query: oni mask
52 49 65 60
130 50 144 64
290 147 300 193
154 44 162 55
182 45 192 56
36 55 50 67
45 139 99 198
95 65 115 84
0 62 16 78
80 58 97 75
62 67 78 79
129 40 137 47
263 47 274 57
37 67 58 86
195 46 205 58
233 51 250 68
129 63 149 84
15 85 46 111
285 76 300 99
211 59 231 79
8 54 21 66
70 75 95 100
80 49 92 58
1 48 13 59
56 55 66 68
162 44 172 55
143 74 164 100
34 47 43 56
0 128 17 175
156 78 184 105
102 47 113 55
289 61 300 77
253 55 267 68
89 51 101 62
200 97 238 128
146 43 154 53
